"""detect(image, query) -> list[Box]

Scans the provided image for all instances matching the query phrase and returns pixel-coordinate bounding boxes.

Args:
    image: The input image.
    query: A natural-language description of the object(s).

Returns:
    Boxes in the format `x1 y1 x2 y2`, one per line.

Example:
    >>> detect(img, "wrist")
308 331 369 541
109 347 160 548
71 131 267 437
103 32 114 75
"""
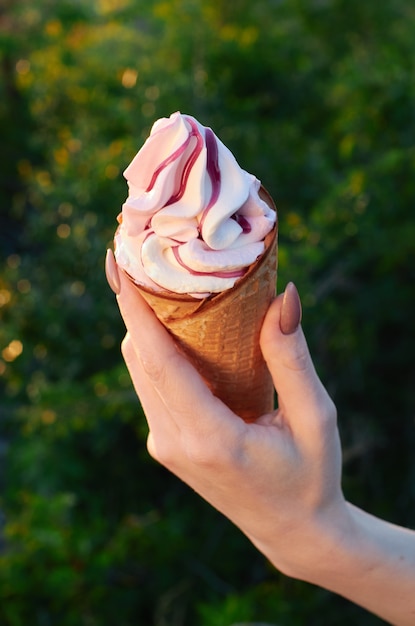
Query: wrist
247 495 353 582
286 500 358 584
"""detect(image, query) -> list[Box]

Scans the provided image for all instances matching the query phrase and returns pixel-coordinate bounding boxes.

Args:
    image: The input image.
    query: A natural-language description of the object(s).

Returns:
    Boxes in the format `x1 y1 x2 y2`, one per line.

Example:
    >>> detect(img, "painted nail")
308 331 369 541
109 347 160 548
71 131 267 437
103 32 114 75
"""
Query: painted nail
280 282 302 335
105 248 121 295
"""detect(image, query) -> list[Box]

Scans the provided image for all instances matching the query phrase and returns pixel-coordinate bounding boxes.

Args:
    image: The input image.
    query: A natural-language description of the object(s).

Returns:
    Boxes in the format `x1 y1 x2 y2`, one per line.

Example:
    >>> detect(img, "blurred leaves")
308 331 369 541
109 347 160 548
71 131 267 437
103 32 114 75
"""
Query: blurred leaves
1 0 415 624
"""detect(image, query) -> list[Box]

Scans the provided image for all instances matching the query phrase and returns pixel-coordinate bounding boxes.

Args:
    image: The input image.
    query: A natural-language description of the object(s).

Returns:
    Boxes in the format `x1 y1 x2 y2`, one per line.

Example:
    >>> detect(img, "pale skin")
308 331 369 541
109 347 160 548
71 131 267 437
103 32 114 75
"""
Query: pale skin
106 249 415 626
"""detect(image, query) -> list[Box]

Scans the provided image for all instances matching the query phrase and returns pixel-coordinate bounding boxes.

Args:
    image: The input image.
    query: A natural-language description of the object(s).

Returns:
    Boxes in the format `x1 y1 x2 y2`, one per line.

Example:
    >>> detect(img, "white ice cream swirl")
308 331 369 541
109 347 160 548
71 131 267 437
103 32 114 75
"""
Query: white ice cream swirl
114 112 276 295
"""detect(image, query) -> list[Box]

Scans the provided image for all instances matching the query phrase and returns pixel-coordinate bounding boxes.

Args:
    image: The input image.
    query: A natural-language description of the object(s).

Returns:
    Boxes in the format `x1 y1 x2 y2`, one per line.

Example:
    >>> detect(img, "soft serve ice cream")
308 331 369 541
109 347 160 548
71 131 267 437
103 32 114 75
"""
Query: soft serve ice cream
114 112 276 296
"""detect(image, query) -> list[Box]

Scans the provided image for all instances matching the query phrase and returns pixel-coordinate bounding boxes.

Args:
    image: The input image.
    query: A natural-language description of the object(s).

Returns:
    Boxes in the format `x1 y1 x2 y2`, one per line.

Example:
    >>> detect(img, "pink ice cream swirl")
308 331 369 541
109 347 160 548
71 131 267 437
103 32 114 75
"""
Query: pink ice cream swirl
114 111 276 296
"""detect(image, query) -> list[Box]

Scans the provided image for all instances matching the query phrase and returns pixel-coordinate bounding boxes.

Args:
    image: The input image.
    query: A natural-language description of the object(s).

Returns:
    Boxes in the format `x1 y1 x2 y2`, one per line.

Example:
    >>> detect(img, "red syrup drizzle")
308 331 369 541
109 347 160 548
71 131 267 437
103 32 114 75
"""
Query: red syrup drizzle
143 117 247 282
145 117 204 205
199 127 221 233
205 128 221 210
233 213 251 234
199 127 251 235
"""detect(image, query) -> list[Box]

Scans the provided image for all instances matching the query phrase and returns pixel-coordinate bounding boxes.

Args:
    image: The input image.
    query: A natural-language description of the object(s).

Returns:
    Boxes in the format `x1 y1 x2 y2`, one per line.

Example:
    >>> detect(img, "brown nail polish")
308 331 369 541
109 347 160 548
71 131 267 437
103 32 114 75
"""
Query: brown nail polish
105 248 121 295
280 282 302 335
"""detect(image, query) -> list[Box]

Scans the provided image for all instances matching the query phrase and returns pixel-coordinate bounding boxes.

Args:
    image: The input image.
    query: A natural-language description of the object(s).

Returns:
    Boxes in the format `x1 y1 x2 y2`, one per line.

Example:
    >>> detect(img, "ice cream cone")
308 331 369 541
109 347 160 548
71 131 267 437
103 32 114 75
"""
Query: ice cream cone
122 187 278 422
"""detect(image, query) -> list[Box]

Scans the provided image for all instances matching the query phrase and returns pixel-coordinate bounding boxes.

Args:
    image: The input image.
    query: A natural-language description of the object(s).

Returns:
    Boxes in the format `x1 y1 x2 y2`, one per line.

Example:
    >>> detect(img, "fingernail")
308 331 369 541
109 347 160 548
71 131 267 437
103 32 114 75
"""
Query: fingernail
280 282 302 335
105 248 121 295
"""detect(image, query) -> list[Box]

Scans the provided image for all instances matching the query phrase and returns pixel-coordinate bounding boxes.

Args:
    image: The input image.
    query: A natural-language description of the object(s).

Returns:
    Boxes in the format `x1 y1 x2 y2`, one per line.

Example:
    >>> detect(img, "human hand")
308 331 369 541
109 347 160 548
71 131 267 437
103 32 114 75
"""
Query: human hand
106 249 415 624
105 249 346 576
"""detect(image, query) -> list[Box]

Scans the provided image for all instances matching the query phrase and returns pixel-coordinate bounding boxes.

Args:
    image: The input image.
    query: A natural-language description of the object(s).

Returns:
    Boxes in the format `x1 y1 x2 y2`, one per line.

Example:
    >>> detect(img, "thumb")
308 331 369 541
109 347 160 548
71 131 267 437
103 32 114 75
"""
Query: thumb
260 283 335 436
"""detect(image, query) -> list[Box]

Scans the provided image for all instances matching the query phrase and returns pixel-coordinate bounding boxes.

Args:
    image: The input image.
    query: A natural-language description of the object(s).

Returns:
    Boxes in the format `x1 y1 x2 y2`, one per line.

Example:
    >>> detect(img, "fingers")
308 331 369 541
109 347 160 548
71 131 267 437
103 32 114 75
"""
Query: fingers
106 249 236 437
260 284 336 440
121 332 180 461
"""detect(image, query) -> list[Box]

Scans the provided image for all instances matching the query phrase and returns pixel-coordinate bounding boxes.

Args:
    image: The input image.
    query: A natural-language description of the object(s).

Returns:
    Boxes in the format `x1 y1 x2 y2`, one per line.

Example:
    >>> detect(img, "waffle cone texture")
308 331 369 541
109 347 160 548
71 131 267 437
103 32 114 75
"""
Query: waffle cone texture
123 187 278 422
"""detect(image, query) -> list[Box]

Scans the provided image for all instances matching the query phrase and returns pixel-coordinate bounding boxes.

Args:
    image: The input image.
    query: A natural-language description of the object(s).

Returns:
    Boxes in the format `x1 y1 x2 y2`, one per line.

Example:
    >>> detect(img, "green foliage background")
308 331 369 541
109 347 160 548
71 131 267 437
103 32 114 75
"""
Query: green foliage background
1 0 414 623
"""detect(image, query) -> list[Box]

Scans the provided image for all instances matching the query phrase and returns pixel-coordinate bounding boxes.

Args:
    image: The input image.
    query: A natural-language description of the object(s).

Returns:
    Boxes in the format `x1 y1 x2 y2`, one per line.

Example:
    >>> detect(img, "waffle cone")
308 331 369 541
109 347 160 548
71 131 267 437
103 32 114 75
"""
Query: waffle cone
124 187 278 421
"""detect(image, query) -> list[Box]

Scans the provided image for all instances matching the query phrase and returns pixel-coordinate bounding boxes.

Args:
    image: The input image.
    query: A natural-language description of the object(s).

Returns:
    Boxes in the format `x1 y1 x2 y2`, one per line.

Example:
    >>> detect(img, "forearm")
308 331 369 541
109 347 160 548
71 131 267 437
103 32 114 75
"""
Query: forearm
265 503 415 625
319 504 415 625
